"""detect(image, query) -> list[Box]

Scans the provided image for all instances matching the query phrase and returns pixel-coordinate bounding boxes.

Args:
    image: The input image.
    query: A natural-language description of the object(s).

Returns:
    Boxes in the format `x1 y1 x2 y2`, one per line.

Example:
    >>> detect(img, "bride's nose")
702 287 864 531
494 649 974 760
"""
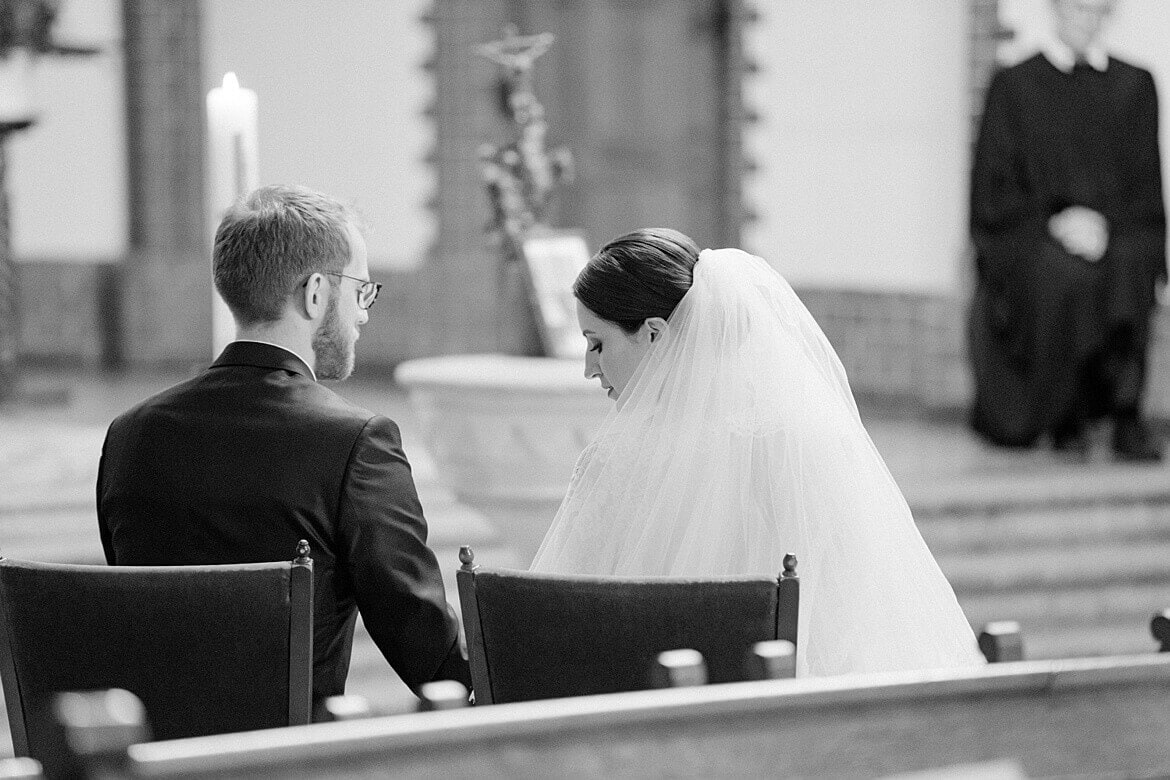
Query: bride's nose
584 353 600 380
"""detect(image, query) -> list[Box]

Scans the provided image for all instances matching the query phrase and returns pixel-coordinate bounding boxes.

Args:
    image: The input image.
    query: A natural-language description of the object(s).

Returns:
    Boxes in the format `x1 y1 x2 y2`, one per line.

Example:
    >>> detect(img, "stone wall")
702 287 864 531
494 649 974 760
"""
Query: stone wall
798 286 1170 421
17 261 119 368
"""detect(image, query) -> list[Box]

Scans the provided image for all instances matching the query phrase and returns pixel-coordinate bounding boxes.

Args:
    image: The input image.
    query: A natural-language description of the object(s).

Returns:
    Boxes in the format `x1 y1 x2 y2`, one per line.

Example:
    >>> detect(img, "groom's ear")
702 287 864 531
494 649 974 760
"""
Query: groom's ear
301 272 327 321
643 317 669 344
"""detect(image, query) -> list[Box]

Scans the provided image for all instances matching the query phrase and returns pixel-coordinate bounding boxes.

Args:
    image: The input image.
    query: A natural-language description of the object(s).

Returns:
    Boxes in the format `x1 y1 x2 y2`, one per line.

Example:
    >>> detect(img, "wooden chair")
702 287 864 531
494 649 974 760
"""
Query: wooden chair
0 542 314 768
456 546 799 704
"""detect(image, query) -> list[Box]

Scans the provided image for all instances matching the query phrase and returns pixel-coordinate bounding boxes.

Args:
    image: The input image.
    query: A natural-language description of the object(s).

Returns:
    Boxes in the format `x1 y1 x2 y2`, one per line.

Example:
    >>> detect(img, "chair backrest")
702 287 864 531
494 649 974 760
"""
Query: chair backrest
457 547 799 704
0 543 313 763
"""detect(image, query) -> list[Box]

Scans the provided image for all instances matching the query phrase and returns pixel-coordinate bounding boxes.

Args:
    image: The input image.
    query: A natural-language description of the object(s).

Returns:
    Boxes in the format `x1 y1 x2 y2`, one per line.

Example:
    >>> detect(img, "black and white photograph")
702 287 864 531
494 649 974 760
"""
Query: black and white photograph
0 1 1169 777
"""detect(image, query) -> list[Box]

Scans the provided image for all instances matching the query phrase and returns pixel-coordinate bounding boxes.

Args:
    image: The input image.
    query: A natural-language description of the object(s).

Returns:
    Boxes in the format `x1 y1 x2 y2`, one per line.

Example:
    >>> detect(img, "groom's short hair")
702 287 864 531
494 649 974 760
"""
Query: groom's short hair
213 184 357 327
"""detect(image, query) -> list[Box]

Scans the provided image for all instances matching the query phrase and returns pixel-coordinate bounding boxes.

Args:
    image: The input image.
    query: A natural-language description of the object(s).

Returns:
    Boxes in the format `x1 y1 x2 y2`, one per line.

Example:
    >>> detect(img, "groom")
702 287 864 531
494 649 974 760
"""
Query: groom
97 184 470 705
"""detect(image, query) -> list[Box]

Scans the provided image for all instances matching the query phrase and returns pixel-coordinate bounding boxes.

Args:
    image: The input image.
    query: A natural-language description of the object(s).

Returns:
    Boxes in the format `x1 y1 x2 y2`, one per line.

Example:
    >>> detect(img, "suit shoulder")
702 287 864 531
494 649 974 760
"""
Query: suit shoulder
303 384 405 440
304 382 376 422
106 375 203 432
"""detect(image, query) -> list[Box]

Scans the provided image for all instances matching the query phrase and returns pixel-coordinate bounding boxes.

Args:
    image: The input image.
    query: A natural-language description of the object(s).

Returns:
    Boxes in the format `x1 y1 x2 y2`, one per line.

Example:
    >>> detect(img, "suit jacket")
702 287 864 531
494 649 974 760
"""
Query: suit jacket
97 341 470 701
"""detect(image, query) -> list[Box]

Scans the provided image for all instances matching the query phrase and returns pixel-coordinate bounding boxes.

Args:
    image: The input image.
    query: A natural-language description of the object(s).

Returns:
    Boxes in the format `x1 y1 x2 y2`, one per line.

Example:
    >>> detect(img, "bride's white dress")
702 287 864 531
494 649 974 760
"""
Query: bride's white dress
530 248 985 677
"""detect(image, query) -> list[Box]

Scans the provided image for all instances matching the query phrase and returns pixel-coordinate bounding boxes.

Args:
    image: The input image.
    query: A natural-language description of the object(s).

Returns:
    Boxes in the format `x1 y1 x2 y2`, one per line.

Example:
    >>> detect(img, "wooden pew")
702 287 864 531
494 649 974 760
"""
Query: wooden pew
85 653 1170 779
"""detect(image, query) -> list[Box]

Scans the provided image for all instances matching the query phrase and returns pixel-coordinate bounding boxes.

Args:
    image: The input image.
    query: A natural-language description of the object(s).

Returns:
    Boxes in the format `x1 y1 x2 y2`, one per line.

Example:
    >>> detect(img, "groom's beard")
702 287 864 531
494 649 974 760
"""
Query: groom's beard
312 293 355 381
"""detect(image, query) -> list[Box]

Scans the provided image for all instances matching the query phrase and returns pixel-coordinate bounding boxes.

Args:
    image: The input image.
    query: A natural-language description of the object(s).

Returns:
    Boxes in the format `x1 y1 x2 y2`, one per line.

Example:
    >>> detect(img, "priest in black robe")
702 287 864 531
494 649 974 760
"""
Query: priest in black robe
968 0 1165 461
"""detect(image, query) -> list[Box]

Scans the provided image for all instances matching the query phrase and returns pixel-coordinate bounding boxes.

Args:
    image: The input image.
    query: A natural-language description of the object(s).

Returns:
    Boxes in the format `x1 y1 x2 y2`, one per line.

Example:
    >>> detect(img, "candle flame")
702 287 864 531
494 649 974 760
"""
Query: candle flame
222 72 240 90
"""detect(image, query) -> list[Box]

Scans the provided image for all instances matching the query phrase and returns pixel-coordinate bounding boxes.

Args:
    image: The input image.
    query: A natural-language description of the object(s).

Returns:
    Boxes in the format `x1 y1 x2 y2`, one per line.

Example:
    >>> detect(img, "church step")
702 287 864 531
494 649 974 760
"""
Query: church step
918 501 1170 554
957 580 1170 629
906 467 1170 663
935 539 1170 593
1011 617 1165 661
902 461 1170 521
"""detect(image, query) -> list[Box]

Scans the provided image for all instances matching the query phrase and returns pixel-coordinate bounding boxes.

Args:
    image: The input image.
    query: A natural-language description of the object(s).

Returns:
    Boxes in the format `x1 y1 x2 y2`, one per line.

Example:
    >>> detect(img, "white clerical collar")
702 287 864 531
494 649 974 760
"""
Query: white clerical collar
234 339 317 381
1043 38 1108 73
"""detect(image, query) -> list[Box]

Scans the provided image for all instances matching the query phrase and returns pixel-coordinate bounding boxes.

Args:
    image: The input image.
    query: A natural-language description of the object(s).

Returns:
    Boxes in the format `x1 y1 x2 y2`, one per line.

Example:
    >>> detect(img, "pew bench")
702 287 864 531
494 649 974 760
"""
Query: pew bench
83 652 1170 779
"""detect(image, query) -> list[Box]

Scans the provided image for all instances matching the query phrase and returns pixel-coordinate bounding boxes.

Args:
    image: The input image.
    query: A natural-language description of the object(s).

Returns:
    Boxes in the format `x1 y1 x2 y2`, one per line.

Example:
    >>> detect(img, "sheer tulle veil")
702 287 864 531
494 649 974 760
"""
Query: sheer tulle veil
530 248 985 676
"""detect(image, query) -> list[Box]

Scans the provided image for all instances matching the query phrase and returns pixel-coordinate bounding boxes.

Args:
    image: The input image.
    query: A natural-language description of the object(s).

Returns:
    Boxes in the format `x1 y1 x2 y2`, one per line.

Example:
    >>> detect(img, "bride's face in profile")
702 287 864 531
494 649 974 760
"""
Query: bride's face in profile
577 301 664 400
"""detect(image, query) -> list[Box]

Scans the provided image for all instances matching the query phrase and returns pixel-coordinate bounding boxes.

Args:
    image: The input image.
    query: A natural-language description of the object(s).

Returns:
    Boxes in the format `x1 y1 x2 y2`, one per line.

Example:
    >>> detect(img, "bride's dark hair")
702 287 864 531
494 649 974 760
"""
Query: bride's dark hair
573 228 700 333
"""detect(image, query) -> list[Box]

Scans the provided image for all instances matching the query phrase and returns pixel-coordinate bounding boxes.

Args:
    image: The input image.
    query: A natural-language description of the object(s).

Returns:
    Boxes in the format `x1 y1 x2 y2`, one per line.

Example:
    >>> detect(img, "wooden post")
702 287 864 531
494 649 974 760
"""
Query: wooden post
776 553 799 647
288 540 314 726
456 545 492 704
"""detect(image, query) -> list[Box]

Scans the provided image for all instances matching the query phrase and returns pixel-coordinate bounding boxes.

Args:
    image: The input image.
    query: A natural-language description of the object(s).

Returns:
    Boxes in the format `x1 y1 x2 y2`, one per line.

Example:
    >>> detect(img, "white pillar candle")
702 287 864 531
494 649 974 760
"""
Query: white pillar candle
206 72 259 356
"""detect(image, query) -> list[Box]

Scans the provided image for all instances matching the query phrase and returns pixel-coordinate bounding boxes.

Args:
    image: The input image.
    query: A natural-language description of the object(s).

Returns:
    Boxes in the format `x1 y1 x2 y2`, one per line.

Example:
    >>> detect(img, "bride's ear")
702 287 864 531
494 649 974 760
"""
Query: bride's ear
642 317 669 344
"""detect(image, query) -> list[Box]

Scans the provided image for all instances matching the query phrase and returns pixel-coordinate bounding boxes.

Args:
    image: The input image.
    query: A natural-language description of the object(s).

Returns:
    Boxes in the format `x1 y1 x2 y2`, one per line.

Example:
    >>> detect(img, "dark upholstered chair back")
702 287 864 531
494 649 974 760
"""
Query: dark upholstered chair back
457 548 798 704
0 545 313 764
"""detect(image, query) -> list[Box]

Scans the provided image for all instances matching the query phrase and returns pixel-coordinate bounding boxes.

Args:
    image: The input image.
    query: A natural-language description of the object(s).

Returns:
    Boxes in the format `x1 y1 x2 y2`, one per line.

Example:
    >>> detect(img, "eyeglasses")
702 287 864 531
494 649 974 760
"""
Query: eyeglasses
323 272 382 310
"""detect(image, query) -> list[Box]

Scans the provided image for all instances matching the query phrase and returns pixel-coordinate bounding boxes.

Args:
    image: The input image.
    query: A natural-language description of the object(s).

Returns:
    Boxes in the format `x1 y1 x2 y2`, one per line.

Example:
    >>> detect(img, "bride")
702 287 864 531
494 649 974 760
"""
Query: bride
530 228 985 677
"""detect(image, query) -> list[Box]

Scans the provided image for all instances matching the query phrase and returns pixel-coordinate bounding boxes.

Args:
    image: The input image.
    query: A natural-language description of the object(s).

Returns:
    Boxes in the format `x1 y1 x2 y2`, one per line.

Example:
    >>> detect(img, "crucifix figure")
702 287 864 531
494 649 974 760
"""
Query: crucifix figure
476 24 572 251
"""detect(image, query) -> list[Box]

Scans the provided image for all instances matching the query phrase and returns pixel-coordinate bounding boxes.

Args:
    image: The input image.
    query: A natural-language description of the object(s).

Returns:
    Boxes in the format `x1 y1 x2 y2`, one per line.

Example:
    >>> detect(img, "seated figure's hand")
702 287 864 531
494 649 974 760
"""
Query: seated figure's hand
1048 206 1109 262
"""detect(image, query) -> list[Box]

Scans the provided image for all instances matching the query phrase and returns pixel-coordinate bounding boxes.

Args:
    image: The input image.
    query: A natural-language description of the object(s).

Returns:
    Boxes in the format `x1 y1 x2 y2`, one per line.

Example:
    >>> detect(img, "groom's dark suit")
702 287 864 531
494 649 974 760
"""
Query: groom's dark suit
97 341 470 702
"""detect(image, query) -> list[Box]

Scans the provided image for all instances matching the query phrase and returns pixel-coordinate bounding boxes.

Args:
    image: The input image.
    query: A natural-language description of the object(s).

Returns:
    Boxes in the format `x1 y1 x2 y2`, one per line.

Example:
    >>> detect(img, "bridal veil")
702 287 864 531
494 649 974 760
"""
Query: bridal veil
530 248 985 676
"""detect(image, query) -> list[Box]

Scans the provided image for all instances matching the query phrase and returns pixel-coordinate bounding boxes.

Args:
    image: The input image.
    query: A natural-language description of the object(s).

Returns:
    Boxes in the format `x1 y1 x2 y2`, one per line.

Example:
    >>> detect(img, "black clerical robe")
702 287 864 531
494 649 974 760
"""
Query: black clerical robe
968 53 1166 446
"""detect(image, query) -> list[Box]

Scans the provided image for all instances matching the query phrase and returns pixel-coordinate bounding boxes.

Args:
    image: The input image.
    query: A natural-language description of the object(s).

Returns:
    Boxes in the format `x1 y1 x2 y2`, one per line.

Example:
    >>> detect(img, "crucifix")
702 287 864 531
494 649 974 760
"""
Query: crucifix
476 24 572 251
475 25 574 356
